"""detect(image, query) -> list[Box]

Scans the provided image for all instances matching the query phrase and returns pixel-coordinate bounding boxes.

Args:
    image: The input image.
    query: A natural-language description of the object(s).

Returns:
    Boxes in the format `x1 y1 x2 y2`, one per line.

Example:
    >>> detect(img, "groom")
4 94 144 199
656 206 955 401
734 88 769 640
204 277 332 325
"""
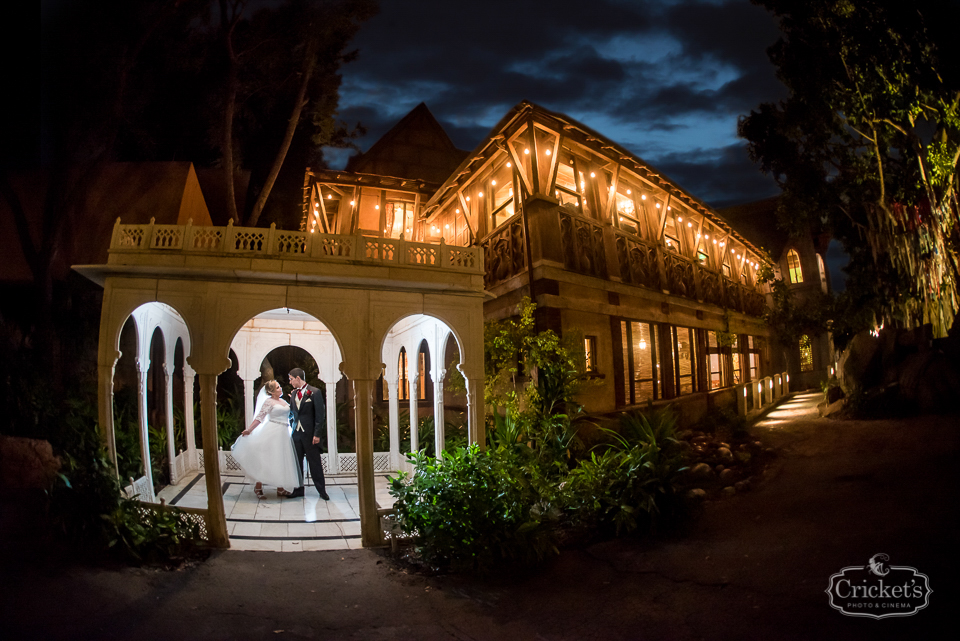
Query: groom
283 368 329 500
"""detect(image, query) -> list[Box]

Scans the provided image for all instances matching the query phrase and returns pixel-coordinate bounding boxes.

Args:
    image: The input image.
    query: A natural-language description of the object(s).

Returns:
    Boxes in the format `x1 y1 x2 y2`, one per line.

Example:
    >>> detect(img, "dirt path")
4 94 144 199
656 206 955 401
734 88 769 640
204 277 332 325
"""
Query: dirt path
4 401 958 640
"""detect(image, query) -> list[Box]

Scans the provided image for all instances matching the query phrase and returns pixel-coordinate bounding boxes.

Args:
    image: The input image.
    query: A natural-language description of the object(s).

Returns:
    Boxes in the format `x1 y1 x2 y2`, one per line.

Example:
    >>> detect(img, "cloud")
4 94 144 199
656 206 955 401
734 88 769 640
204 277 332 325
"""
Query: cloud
331 0 788 205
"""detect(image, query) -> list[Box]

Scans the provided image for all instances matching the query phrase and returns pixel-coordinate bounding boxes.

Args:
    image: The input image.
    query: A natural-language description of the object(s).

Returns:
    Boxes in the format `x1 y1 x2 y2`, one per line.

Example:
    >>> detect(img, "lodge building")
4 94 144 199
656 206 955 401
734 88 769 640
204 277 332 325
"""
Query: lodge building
299 101 821 423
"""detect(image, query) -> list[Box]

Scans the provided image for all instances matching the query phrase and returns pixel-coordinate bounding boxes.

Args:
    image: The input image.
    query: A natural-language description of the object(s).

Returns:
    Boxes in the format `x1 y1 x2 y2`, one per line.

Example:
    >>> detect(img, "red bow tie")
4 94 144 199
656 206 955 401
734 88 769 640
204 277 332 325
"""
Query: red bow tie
297 388 304 400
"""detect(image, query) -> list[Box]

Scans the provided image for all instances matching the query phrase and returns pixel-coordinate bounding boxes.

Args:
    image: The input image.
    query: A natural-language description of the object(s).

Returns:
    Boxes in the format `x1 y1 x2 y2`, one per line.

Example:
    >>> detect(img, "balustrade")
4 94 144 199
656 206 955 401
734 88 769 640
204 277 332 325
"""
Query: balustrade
481 218 526 287
110 218 483 275
558 210 607 279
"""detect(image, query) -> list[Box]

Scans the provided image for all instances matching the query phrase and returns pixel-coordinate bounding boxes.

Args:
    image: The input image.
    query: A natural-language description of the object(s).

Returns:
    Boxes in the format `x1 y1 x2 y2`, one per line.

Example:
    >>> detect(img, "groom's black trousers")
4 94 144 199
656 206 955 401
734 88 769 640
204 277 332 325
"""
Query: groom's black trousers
291 429 326 494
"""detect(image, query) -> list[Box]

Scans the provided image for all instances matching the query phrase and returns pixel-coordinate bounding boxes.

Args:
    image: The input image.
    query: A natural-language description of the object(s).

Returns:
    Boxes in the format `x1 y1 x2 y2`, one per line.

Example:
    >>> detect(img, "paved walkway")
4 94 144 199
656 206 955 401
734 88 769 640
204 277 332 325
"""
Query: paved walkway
5 391 957 640
157 472 396 551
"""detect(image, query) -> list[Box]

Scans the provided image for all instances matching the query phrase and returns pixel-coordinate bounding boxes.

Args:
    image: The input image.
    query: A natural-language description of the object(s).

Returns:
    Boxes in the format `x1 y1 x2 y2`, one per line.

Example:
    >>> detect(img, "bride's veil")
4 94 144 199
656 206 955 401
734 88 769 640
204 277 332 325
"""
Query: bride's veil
253 384 269 422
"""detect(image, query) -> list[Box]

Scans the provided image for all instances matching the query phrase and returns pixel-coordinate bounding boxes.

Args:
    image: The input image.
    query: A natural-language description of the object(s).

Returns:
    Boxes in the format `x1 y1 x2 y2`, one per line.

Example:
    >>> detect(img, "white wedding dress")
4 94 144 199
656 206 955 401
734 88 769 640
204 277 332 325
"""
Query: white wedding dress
231 397 301 489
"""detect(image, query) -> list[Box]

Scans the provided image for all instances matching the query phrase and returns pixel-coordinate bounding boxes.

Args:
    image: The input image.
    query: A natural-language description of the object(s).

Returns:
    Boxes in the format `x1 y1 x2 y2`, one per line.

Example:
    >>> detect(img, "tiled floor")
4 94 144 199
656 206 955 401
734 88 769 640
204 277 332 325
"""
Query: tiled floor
157 472 396 552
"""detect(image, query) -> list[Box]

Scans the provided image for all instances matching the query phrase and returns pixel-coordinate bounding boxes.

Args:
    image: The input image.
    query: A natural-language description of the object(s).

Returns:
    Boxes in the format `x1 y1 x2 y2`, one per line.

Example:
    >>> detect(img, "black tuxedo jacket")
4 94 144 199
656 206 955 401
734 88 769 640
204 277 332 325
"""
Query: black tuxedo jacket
289 385 327 452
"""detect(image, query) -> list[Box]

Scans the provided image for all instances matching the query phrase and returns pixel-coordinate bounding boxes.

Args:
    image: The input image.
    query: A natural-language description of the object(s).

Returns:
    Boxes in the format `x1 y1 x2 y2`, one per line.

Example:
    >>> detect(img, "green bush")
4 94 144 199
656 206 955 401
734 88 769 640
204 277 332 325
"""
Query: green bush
50 400 204 564
560 406 688 537
388 445 560 572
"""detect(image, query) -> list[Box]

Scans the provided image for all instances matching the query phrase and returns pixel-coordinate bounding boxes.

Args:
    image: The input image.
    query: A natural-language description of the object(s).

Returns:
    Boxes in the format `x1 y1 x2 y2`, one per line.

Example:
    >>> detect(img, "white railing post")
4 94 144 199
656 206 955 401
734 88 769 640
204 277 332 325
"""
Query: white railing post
144 217 157 249
736 383 748 416
266 222 277 255
183 218 194 251
111 217 122 249
224 219 235 253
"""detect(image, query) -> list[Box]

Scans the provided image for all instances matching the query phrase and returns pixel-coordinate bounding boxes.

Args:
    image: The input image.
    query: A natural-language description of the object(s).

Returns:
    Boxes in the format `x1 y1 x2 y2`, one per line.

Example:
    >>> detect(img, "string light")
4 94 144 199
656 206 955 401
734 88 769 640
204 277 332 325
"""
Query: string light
479 192 483 197
656 203 661 208
445 224 450 229
677 216 682 222
545 149 552 156
627 189 632 195
524 149 530 155
641 194 646 200
327 195 332 199
375 205 379 210
590 172 595 178
506 161 512 168
455 208 460 213
466 196 470 201
350 201 355 206
491 180 497 186
687 222 693 227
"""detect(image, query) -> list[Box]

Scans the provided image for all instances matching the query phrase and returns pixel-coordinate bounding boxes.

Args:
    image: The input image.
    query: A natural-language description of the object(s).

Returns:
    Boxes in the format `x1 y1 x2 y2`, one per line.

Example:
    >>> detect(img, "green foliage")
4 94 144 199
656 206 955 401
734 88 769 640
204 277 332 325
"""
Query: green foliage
388 445 560 572
48 397 203 563
564 407 687 536
740 0 960 337
390 406 689 572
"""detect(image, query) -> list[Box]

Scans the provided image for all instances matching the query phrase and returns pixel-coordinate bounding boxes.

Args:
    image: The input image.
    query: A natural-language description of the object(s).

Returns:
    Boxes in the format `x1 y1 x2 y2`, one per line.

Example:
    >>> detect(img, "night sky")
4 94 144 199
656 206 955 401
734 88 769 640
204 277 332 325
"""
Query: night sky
326 0 788 210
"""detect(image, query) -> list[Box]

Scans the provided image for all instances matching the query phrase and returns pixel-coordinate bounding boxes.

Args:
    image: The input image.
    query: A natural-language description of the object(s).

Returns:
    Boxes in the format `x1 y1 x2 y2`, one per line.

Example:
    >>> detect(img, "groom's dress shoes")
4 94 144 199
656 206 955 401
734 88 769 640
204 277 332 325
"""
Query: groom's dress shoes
285 488 305 498
318 490 330 501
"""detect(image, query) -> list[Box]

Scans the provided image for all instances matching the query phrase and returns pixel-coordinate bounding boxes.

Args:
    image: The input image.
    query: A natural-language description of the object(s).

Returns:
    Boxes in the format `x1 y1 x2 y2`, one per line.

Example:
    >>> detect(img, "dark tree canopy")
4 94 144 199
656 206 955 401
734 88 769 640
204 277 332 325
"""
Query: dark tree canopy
739 0 960 337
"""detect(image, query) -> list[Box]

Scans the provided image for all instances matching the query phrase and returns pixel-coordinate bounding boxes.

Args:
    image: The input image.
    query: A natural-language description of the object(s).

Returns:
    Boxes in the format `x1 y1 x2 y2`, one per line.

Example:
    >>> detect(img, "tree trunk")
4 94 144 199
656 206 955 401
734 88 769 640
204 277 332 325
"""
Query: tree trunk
246 39 317 228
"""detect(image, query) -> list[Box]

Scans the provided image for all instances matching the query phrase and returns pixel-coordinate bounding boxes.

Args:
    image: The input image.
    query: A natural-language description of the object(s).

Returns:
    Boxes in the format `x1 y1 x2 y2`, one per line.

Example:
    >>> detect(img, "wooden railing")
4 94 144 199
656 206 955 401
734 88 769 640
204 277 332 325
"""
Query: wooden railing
110 218 483 274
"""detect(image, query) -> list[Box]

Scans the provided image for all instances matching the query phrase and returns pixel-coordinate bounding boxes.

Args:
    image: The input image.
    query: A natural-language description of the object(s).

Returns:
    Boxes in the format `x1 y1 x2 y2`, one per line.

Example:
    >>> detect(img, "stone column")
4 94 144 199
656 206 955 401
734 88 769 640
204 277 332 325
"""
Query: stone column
408 373 419 454
136 360 155 501
353 378 380 547
783 371 790 395
242 378 256 428
326 380 338 474
183 366 197 471
163 364 177 483
98 361 119 475
763 376 773 405
386 377 400 470
466 376 485 451
431 369 446 459
198 373 229 548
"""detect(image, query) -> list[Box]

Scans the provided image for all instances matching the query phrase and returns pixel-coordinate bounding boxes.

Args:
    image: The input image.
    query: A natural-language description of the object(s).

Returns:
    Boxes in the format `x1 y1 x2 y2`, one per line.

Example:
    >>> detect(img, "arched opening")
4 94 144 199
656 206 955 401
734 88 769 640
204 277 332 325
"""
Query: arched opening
108 302 195 502
379 314 471 468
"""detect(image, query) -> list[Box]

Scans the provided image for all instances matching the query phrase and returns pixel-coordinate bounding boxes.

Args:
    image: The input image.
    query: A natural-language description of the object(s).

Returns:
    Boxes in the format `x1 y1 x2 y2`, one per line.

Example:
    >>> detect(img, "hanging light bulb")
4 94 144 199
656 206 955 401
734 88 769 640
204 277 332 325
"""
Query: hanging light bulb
641 194 646 200
687 222 693 227
491 180 497 186
375 205 379 210
545 149 552 156
350 200 355 206
455 208 460 213
524 149 530 154
506 161 512 168
327 194 332 199
590 172 595 178
677 216 683 222
479 191 483 197
656 203 661 208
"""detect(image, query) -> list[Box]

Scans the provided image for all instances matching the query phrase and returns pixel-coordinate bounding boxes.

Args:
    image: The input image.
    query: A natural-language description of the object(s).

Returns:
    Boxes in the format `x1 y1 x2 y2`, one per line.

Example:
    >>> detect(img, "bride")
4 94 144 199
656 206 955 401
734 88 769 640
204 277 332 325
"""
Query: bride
231 380 301 499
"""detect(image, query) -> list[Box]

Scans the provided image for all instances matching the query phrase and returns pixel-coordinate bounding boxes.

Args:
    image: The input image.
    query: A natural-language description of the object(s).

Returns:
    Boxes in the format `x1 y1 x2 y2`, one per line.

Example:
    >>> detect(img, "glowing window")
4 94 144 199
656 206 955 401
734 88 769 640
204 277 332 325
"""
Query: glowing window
787 249 803 283
799 335 813 372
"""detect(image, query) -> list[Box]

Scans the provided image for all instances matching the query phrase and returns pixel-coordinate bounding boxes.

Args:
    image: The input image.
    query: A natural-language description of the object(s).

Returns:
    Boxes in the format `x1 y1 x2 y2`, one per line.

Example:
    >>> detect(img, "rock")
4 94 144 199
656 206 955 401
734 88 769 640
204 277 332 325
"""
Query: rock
686 488 707 501
722 486 736 496
735 481 751 492
689 463 714 481
719 469 736 484
716 447 734 463
734 451 752 463
821 399 845 417
763 448 776 456
0 436 61 489
676 430 693 441
715 464 725 473
753 441 763 449
840 331 882 394
826 385 845 404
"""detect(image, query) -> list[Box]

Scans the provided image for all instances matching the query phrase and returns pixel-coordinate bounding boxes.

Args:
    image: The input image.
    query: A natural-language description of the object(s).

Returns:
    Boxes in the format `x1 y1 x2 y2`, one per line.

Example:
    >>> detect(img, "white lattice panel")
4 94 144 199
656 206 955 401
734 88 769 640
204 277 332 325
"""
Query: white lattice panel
233 230 266 251
151 227 183 249
191 228 222 250
276 233 307 254
117 227 145 247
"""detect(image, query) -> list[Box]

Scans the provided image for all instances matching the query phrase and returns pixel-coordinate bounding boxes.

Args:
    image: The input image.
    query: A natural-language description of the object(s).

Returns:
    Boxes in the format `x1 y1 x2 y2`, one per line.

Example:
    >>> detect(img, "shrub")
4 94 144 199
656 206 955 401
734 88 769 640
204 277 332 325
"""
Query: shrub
562 406 688 536
388 445 560 572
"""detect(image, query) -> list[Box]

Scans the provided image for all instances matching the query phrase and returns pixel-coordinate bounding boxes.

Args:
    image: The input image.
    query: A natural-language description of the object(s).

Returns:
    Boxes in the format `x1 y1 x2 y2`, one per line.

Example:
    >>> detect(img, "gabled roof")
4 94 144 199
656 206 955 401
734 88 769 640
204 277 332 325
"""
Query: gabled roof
424 100 767 259
345 103 468 184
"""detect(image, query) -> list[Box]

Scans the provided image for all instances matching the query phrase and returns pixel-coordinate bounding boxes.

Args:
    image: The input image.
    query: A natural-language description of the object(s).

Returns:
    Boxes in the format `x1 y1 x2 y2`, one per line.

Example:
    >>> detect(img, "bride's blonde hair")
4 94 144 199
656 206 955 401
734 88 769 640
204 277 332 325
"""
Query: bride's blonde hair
264 380 281 394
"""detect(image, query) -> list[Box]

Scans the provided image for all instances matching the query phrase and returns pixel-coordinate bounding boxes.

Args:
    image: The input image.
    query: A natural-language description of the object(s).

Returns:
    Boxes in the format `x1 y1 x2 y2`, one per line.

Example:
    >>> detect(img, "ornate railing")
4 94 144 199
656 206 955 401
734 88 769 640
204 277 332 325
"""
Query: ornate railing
481 218 526 288
662 251 696 299
612 228 765 317
111 218 483 275
559 211 607 279
615 233 660 290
